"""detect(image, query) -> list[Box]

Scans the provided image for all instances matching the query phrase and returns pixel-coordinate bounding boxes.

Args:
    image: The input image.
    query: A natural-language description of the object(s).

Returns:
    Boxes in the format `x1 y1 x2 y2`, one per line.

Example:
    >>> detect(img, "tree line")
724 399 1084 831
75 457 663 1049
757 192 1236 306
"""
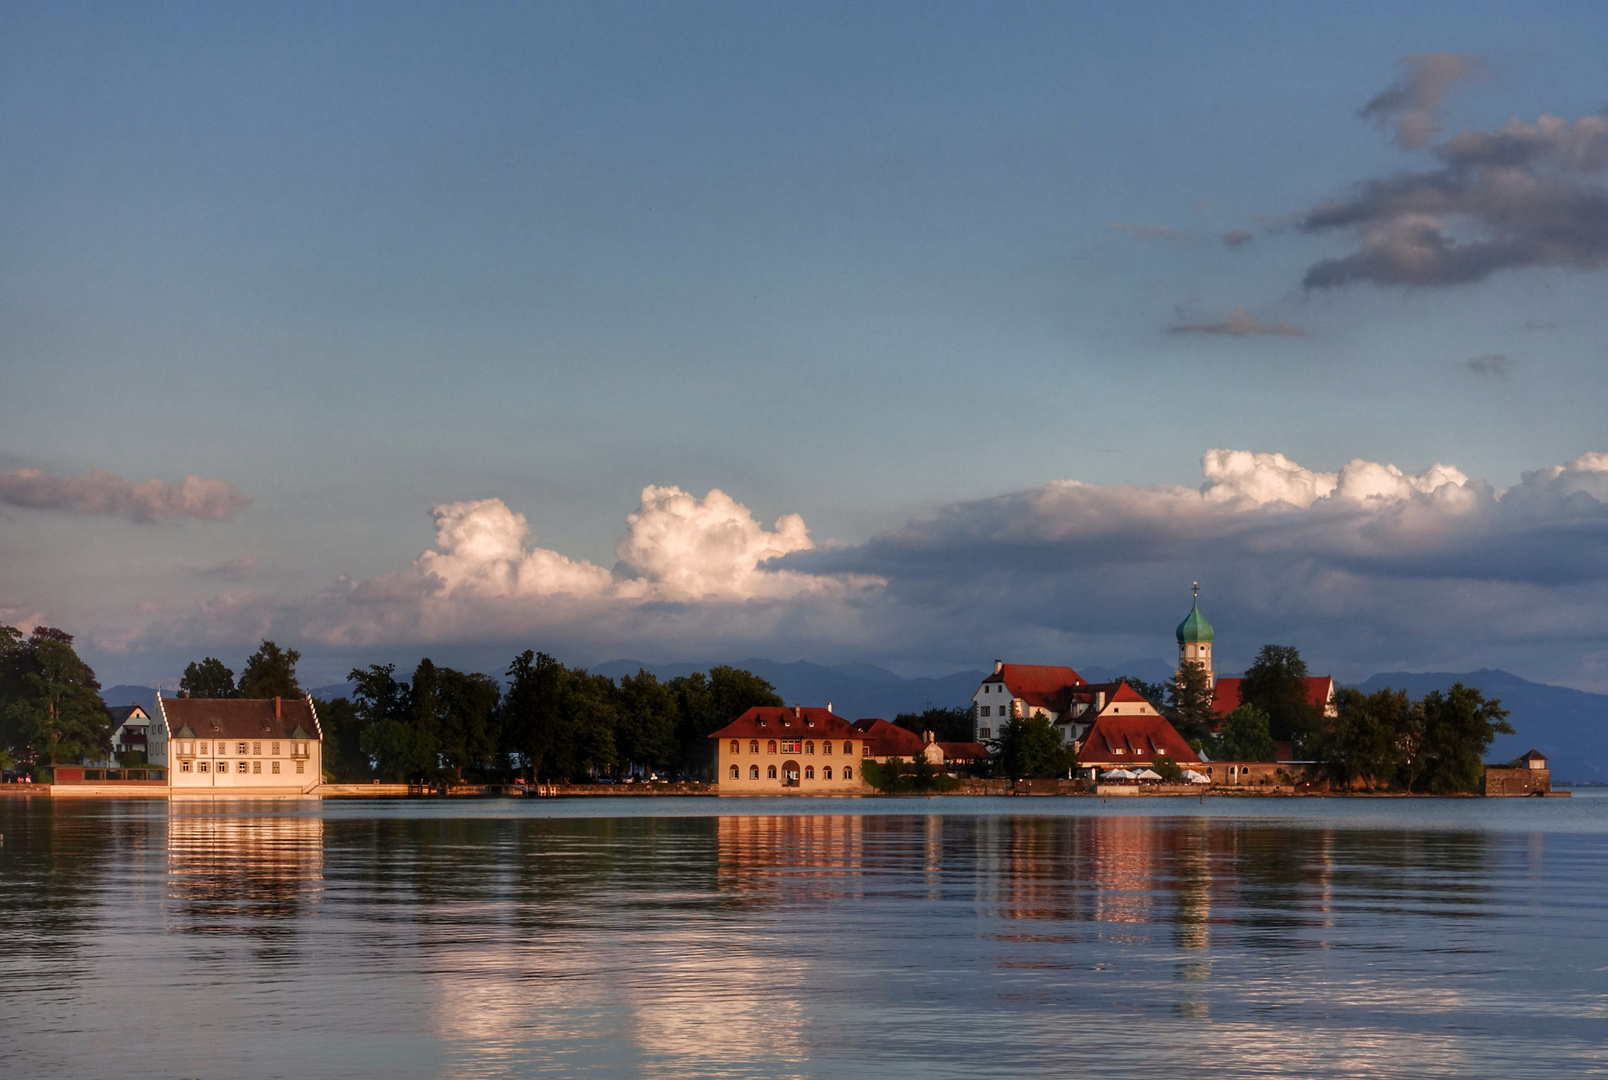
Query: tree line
182 643 789 782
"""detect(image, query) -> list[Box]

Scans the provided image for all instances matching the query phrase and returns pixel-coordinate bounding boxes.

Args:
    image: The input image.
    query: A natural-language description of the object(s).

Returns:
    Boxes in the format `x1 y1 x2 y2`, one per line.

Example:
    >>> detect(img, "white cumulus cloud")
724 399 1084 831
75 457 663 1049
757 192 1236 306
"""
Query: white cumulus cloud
1201 449 1470 507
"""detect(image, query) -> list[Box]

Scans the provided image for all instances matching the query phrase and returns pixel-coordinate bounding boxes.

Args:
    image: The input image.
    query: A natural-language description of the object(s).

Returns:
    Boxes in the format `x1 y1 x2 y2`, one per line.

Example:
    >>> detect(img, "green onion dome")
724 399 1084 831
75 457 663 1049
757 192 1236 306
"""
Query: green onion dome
1176 600 1214 644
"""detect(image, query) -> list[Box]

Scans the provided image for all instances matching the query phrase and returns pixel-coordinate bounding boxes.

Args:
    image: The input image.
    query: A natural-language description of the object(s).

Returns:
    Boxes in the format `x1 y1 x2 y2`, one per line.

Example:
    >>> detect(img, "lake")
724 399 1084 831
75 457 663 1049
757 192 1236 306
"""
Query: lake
2 793 1605 1078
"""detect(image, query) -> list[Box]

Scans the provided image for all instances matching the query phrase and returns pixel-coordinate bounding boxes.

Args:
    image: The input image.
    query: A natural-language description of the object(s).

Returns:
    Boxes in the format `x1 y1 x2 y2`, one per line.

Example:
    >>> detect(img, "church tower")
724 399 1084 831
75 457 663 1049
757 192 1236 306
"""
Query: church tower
1176 583 1215 688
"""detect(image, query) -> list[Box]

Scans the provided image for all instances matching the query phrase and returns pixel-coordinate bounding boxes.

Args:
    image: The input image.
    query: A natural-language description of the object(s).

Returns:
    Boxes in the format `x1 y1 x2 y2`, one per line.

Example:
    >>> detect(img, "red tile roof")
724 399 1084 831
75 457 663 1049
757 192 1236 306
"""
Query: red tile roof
937 741 988 762
850 718 926 758
1076 713 1200 767
1210 676 1334 720
158 696 322 741
709 706 858 740
983 664 1086 712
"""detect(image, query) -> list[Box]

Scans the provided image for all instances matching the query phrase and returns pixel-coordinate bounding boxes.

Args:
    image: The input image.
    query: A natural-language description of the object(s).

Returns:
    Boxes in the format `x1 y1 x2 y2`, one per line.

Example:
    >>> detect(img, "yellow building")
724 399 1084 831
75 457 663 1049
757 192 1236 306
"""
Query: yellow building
710 706 866 795
155 694 324 796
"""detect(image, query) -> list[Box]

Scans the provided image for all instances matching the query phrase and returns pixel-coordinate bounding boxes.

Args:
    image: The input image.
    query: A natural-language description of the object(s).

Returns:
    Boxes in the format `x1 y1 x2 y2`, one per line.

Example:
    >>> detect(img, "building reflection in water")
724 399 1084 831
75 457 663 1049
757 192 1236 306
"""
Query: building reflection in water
166 805 323 944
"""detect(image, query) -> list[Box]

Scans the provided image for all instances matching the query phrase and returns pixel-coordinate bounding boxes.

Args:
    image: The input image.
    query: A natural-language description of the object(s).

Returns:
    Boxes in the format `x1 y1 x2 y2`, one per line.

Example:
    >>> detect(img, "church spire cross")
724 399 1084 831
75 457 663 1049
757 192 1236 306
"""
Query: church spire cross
1192 581 1199 599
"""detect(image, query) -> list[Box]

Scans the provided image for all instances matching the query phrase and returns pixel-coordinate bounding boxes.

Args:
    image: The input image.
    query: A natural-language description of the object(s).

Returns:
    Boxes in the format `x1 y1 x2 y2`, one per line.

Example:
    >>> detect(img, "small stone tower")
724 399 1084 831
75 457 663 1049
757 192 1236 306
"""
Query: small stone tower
1176 582 1215 688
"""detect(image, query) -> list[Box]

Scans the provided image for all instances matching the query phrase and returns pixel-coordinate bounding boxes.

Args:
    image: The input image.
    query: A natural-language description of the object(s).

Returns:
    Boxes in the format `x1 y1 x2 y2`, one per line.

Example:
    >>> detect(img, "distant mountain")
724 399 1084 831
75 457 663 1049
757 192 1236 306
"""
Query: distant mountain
310 681 358 701
100 685 158 713
1354 669 1608 784
590 658 987 720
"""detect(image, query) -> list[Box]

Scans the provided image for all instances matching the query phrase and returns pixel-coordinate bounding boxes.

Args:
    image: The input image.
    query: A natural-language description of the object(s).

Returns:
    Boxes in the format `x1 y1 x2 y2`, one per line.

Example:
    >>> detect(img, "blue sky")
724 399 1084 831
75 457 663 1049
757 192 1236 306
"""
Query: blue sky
4 2 1608 690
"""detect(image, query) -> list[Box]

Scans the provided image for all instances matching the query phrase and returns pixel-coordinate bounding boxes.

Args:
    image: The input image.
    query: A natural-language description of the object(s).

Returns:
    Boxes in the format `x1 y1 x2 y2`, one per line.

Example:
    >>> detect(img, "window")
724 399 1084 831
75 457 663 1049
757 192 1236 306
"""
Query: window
730 740 740 754
861 744 870 757
767 740 777 754
237 742 247 754
767 765 777 779
823 741 833 755
238 761 249 773
272 742 280 755
181 761 192 773
804 741 814 755
844 767 852 780
780 740 800 753
253 742 261 755
253 761 262 774
981 706 991 717
199 762 209 773
296 762 305 774
823 766 833 780
198 741 209 754
730 765 739 779
981 727 991 739
805 766 814 779
749 740 759 754
271 761 280 774
749 764 759 779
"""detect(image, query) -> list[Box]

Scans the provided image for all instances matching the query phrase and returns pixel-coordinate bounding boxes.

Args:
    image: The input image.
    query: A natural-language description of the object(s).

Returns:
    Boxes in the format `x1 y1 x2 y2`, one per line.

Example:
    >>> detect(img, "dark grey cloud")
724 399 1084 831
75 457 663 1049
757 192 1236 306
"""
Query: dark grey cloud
1463 353 1513 378
0 468 250 523
1170 307 1304 336
1359 53 1486 150
1303 64 1608 288
1222 229 1254 247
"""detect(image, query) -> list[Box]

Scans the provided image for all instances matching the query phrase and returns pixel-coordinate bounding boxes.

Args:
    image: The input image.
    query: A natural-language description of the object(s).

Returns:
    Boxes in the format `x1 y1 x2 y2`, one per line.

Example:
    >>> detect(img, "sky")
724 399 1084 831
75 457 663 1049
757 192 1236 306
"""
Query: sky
3 1 1608 691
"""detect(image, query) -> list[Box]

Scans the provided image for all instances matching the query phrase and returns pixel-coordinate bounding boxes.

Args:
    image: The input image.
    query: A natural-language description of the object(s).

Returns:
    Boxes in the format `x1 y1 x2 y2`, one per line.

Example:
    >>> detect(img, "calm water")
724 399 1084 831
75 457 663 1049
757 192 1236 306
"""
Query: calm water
2 794 1606 1079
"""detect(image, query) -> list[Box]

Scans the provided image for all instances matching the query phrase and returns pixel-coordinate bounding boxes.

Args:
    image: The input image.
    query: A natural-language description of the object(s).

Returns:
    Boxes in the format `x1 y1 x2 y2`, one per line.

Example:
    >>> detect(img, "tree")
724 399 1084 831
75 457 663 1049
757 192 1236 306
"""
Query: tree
1419 683 1513 793
1240 644 1324 747
1169 661 1216 743
1149 756 1185 783
616 670 680 772
1312 687 1416 790
1216 703 1276 761
502 651 563 780
667 666 782 776
238 640 302 699
5 628 110 773
180 657 238 699
893 705 974 743
433 666 501 780
992 713 1070 780
314 696 374 782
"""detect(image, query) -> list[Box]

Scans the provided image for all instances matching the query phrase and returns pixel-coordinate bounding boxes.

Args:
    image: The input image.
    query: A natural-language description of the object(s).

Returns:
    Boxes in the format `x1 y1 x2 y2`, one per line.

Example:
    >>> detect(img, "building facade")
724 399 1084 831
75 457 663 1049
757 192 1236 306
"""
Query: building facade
155 695 323 795
710 706 866 795
971 662 1087 741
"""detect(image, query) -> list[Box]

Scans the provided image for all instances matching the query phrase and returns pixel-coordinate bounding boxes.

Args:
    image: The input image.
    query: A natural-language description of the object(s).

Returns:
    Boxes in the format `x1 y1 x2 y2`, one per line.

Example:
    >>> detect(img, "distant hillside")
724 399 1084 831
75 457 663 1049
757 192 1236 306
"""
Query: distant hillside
1354 669 1608 784
100 685 158 713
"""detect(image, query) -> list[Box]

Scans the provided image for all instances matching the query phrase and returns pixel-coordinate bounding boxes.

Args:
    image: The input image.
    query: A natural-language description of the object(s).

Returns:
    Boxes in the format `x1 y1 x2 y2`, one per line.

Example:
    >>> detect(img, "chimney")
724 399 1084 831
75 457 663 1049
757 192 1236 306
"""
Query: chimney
793 705 801 719
923 730 934 745
1095 691 1106 712
275 696 282 720
993 659 1003 674
827 701 833 714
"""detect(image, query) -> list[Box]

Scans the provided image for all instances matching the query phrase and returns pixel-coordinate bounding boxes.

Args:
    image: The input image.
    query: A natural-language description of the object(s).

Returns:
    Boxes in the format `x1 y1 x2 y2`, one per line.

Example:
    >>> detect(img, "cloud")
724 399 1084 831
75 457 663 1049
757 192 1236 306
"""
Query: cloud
1222 229 1254 247
106 451 1608 693
1170 307 1305 337
1359 53 1486 150
1463 353 1514 378
1109 222 1189 242
1302 62 1608 288
0 468 249 523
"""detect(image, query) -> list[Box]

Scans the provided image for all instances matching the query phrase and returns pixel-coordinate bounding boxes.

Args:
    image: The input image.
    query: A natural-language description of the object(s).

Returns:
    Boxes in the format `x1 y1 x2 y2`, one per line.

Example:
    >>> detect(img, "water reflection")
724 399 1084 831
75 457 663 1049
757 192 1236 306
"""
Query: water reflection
1 801 1606 1079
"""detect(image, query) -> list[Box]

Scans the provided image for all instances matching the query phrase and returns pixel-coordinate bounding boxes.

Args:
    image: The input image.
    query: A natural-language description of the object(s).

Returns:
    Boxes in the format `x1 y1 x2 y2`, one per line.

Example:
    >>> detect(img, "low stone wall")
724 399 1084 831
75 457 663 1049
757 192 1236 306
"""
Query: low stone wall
1483 767 1551 796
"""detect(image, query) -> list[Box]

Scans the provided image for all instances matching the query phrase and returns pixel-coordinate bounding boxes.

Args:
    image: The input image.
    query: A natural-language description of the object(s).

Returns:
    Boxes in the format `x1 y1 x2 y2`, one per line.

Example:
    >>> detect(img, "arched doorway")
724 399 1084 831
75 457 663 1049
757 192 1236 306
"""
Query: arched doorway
781 759 801 788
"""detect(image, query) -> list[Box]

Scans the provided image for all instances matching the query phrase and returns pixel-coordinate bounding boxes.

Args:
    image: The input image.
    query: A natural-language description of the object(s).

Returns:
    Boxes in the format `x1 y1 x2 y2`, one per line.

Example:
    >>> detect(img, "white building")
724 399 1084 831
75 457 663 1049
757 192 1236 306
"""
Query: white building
154 695 324 795
972 661 1171 752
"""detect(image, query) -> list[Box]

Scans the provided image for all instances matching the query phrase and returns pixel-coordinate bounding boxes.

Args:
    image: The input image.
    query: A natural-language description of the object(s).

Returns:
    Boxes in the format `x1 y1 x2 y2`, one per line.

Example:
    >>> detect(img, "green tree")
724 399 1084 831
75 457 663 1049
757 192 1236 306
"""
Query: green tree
238 640 302 699
1240 644 1324 747
1419 683 1513 793
992 713 1070 780
1168 661 1216 743
360 718 430 781
502 651 563 780
667 666 782 776
547 670 621 780
179 657 238 698
893 705 974 743
433 666 501 780
6 629 110 773
1149 755 1185 783
1313 687 1416 790
617 669 680 772
313 696 374 782
1216 703 1276 761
